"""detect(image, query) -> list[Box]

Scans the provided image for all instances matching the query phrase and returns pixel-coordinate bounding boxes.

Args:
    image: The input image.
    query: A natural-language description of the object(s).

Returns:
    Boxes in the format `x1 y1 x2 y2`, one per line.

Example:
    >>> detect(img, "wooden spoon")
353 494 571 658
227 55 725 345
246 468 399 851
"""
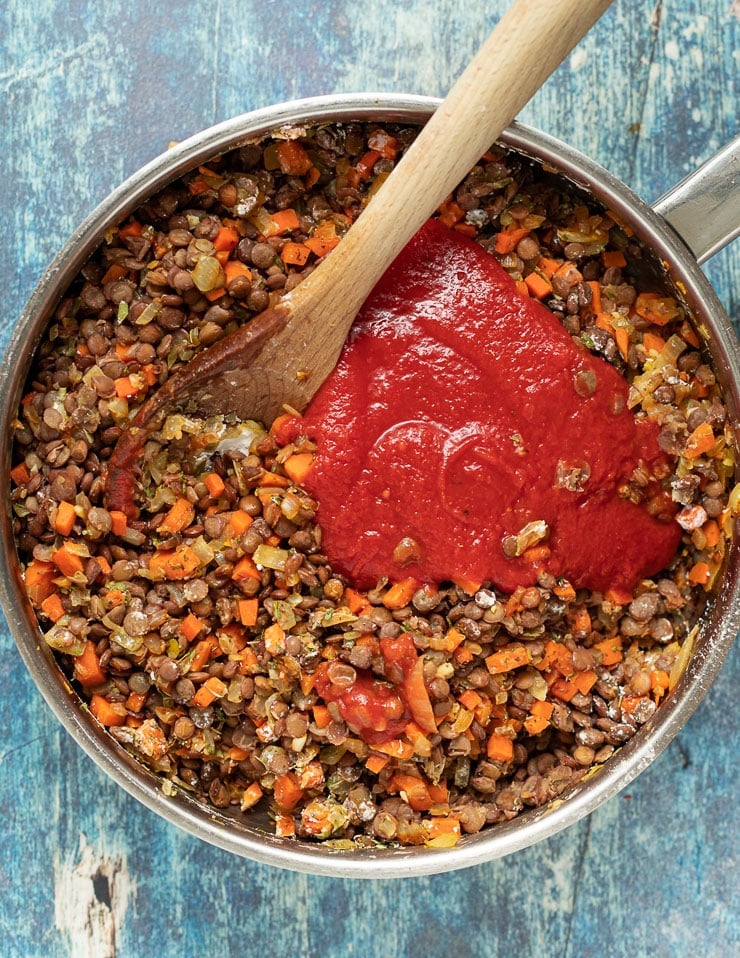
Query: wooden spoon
107 0 613 512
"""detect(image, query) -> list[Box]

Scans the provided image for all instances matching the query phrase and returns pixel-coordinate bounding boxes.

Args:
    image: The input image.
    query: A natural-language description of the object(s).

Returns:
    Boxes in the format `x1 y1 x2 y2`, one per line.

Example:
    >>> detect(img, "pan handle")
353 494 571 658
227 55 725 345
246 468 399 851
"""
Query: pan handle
653 136 740 265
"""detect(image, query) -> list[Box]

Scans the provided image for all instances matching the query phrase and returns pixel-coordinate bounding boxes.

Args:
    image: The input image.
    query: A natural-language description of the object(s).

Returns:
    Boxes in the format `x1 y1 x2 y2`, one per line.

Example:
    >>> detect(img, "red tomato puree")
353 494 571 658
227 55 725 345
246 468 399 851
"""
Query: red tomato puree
283 219 680 596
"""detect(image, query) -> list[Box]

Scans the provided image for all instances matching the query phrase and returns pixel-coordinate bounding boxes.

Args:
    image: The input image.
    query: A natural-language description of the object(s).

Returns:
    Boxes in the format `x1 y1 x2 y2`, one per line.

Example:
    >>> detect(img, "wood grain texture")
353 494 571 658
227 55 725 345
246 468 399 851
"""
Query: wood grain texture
0 1 737 956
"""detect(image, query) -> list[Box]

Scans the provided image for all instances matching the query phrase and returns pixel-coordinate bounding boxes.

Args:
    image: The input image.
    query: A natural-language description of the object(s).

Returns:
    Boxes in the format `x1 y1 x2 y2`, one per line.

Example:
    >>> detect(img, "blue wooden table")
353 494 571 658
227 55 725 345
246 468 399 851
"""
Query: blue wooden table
1 2 737 955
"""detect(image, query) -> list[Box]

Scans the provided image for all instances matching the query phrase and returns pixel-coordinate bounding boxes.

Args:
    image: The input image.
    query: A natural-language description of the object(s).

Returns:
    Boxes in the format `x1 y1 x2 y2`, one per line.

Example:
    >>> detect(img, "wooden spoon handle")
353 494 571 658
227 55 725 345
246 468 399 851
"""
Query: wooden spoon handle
299 0 614 328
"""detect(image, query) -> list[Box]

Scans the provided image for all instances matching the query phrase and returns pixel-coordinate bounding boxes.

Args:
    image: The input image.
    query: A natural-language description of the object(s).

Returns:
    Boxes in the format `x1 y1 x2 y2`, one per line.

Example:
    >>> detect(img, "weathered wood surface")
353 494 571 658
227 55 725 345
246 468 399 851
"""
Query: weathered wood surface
0 1 737 955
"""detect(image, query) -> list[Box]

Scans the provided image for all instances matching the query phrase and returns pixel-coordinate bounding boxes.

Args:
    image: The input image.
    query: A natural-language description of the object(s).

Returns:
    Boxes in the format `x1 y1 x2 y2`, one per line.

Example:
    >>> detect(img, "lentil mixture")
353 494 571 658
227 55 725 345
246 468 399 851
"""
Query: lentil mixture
10 121 738 848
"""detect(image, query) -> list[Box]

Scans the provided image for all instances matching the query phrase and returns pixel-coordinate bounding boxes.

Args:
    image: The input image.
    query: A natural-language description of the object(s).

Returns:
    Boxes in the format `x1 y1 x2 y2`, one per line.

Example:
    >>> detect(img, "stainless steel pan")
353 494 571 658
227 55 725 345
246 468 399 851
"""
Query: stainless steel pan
1 94 737 878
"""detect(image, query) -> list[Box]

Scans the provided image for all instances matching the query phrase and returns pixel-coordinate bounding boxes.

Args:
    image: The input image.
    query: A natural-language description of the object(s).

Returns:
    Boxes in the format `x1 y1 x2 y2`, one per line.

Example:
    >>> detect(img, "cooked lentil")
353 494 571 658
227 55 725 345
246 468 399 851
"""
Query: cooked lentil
10 120 737 848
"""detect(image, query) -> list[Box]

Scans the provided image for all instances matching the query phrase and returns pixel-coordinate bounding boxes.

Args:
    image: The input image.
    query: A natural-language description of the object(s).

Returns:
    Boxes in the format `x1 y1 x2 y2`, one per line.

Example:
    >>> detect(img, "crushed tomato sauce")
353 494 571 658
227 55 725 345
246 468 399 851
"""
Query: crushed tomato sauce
280 219 682 596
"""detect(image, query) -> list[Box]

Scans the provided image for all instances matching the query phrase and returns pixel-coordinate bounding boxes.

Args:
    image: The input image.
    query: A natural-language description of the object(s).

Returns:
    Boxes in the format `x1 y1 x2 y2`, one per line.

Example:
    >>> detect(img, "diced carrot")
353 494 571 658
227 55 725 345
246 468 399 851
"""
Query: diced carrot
90 694 127 727
602 249 627 269
101 262 129 285
40 592 66 623
620 694 647 715
158 497 195 534
554 261 583 286
104 588 126 608
650 669 670 699
524 271 553 299
125 691 147 713
204 284 227 302
614 326 630 361
571 669 598 695
232 555 261 582
119 220 144 239
403 722 433 757
269 412 294 436
217 623 248 654
438 199 465 227
538 639 574 675
299 762 325 788
190 636 219 672
273 771 305 810
679 320 700 348
204 472 226 498
683 421 715 459
571 608 592 635
109 511 128 537
53 500 77 536
522 544 551 565
237 598 259 627
312 704 332 728
494 226 530 255
356 149 382 179
274 814 296 838
427 781 449 805
642 331 666 354
264 623 286 654
283 452 314 485
452 575 482 595
191 675 227 709
404 656 437 734
10 462 30 485
304 220 340 257
688 560 711 586
52 544 84 578
114 375 144 399
702 520 721 548
486 732 514 763
537 256 562 278
226 510 252 537
241 782 264 810
281 241 311 266
114 341 137 362
550 677 578 702
587 280 602 315
148 544 201 580
258 471 291 488
270 209 301 235
524 699 554 735
224 260 252 286
634 292 680 326
441 626 465 652
213 225 240 252
390 772 434 811
365 753 390 775
343 588 371 616
485 645 530 675
594 636 623 666
141 363 158 386
188 177 209 196
604 586 633 606
374 739 415 760
276 140 313 176
382 577 417 610
458 689 483 711
553 580 576 601
179 613 204 642
453 646 474 665
425 817 462 847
